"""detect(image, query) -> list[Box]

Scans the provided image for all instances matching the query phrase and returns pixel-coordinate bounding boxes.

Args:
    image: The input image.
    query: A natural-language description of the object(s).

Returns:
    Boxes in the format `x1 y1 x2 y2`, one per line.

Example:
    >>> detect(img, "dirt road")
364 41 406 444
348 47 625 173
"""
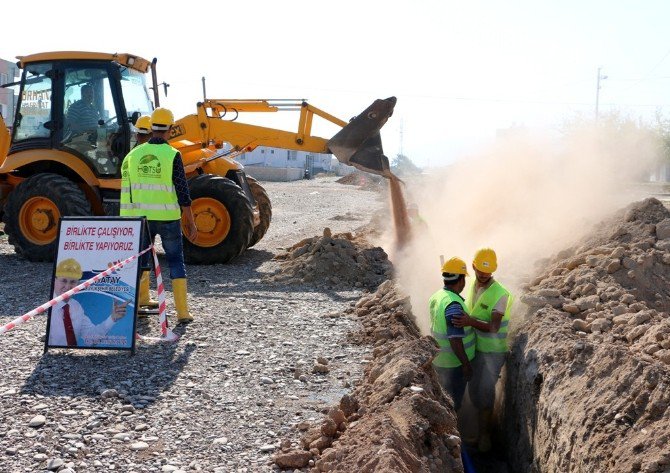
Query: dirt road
0 177 385 472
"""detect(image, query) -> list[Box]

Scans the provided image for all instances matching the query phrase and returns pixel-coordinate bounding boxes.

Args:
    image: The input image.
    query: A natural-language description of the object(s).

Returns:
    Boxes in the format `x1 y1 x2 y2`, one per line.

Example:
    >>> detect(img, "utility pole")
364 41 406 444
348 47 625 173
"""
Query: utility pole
595 66 608 121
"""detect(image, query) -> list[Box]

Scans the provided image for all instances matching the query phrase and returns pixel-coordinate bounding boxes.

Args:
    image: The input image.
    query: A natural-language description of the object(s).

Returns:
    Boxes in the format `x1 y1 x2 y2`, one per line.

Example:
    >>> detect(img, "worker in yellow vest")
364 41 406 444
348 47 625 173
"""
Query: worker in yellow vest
127 114 161 312
120 107 198 324
428 257 475 412
453 247 512 452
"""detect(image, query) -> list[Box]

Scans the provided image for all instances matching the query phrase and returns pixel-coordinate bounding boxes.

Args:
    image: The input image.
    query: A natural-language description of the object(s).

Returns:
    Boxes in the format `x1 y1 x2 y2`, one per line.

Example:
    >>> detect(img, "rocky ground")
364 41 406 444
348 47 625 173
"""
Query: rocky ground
3 174 670 473
504 198 670 473
0 177 396 473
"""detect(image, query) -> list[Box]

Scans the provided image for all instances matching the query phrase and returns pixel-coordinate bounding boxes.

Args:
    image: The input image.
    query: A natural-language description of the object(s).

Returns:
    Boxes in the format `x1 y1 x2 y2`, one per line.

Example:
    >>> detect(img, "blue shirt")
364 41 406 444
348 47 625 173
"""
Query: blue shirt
444 291 466 338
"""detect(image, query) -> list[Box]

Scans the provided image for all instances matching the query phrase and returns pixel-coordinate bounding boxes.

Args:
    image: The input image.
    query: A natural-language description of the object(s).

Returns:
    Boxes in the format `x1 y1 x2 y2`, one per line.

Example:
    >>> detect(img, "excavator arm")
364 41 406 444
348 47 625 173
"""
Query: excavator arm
171 97 396 177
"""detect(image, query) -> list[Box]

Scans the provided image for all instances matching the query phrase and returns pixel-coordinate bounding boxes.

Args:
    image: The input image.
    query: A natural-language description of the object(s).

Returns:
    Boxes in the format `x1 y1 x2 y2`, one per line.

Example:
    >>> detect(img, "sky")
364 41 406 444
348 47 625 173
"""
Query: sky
2 0 670 168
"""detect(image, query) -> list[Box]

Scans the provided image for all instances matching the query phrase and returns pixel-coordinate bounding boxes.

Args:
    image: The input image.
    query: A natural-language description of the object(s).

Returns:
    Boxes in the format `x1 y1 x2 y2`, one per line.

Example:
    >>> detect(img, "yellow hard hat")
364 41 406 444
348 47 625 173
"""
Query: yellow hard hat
441 257 469 276
151 107 174 130
135 115 152 134
55 258 82 280
473 248 497 273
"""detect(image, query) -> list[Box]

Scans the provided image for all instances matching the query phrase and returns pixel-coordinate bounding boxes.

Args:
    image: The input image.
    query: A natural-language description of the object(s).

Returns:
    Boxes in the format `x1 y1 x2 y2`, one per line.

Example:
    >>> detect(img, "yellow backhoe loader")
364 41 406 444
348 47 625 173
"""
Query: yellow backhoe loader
0 51 395 263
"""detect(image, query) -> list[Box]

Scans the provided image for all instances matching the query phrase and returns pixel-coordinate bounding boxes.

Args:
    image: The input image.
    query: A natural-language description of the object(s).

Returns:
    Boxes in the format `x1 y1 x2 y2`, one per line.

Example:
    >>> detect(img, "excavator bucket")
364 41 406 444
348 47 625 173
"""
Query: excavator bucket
328 96 396 178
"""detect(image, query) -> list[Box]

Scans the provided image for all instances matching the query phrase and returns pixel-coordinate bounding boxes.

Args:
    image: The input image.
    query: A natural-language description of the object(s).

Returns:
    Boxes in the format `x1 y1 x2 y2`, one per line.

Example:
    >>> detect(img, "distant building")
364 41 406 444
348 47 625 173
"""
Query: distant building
0 58 19 128
237 147 333 176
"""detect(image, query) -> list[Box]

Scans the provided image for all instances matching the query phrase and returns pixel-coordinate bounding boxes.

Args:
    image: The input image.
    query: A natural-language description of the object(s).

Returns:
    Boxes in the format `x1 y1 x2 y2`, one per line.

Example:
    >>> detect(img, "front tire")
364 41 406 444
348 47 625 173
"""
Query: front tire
183 174 254 264
3 173 91 262
246 176 272 248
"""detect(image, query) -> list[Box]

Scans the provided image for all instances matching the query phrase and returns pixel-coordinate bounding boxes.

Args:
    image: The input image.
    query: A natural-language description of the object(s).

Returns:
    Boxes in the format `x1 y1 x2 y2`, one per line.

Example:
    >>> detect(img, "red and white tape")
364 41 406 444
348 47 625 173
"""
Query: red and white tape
137 246 179 342
0 245 178 343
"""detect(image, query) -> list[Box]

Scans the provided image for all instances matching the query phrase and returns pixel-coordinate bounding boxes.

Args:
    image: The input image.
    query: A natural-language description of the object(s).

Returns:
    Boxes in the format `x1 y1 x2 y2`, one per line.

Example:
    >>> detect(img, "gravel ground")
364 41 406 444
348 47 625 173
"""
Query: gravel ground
0 177 387 473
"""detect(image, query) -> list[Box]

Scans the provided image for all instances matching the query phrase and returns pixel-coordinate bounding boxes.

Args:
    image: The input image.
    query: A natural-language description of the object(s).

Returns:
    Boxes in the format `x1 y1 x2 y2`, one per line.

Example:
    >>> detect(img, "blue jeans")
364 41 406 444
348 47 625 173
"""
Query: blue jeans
434 365 467 411
141 220 186 279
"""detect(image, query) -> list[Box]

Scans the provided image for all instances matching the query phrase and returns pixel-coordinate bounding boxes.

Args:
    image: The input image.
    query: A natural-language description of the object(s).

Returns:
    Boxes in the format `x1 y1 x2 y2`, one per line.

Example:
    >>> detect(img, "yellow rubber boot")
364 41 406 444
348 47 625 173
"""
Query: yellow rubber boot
173 278 194 323
139 271 159 308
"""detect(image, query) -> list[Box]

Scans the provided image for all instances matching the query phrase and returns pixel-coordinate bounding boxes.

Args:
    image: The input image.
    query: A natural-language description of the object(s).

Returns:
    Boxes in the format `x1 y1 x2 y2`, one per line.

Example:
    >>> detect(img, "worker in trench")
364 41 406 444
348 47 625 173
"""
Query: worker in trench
120 107 198 324
453 247 513 453
428 257 476 412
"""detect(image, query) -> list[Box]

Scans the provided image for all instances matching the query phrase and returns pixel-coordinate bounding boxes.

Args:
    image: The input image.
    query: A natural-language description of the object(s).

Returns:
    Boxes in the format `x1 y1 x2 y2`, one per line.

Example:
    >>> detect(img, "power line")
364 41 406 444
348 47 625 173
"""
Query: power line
619 47 670 93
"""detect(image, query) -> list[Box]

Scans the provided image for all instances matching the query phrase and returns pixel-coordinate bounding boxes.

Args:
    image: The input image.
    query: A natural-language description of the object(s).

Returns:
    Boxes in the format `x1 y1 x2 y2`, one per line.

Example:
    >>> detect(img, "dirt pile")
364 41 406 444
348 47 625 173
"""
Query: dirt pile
267 228 392 289
274 280 465 472
336 172 384 191
505 198 670 472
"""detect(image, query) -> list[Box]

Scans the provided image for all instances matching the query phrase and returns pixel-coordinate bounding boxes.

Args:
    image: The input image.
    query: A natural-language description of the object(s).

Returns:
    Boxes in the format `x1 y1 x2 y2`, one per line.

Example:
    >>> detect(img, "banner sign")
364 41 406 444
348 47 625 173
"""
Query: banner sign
45 217 144 352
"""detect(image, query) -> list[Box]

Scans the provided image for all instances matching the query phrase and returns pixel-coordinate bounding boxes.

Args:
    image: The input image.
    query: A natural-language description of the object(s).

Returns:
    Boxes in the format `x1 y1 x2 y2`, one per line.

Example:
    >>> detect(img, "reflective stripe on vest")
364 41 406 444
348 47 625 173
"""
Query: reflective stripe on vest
120 143 181 221
120 158 134 216
466 280 513 353
428 288 476 368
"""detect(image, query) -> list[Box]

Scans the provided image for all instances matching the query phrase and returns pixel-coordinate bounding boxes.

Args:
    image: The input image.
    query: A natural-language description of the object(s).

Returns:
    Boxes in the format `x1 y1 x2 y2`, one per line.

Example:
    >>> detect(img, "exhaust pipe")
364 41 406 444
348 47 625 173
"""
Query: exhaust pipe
328 97 396 178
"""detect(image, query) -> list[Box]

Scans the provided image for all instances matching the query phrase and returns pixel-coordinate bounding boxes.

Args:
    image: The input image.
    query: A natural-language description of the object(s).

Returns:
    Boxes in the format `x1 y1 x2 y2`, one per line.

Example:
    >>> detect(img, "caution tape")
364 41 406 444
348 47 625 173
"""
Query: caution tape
0 245 178 343
136 246 179 343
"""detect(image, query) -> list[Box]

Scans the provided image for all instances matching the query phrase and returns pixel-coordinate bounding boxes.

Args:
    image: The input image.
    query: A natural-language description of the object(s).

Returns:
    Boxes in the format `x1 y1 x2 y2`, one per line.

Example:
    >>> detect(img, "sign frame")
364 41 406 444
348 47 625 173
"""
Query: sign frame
44 216 147 354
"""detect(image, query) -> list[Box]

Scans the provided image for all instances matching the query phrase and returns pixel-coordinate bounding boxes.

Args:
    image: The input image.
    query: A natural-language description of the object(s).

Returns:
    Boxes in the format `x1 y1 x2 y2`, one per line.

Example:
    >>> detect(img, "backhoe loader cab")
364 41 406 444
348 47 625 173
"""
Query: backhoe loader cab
0 51 396 264
0 52 156 261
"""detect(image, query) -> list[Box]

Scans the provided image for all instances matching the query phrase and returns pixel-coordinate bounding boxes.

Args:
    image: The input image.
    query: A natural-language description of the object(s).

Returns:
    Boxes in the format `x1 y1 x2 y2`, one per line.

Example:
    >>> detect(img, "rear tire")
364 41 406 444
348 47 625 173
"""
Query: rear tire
246 176 272 248
3 173 91 262
183 174 254 264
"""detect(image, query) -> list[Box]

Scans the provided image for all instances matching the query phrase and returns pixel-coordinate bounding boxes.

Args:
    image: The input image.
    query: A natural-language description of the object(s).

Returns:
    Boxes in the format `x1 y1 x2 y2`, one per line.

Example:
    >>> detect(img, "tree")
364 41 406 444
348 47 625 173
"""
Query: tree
391 153 421 176
651 110 670 164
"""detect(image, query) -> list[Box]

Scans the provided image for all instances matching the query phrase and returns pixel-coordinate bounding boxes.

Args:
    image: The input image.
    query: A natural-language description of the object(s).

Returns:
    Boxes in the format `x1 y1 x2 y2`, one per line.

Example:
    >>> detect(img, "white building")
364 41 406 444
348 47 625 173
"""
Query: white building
237 147 333 175
0 58 20 127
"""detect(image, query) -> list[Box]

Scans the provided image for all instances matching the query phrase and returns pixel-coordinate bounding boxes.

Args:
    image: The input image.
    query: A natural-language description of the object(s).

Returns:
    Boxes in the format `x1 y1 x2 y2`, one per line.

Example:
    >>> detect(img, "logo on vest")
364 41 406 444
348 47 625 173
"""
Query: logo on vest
137 154 162 178
480 303 489 310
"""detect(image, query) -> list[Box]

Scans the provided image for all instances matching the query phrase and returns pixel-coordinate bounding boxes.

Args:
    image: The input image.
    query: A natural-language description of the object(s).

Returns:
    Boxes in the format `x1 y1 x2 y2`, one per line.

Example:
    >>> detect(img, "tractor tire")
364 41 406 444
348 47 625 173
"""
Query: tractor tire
3 173 91 262
183 174 254 264
246 175 272 248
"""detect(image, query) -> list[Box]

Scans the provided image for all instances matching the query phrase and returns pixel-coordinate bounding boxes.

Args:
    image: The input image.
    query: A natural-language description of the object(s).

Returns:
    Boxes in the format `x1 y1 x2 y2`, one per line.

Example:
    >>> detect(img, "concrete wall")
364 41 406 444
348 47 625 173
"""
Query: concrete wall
244 166 304 182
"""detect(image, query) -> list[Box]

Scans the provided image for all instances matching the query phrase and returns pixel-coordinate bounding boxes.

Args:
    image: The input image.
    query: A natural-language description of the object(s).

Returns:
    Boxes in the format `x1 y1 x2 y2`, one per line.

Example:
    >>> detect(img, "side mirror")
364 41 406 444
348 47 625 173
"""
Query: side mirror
130 111 141 125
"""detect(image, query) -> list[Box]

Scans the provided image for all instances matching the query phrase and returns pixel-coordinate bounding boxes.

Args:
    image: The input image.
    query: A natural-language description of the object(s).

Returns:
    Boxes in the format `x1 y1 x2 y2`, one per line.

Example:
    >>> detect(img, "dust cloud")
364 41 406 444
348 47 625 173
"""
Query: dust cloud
389 120 663 335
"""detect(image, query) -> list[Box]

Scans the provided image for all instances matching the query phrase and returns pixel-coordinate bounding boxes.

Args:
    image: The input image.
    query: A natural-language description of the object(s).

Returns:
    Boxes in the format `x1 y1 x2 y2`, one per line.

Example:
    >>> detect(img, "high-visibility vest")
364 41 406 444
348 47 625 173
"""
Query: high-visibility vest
429 289 476 368
120 143 181 221
466 280 513 353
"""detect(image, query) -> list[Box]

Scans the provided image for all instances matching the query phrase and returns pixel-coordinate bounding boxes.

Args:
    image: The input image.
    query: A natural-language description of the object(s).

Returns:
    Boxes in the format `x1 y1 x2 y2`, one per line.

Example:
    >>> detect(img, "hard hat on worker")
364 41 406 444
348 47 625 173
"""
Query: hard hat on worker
55 258 83 280
134 115 152 135
151 107 174 131
473 247 497 273
441 257 469 277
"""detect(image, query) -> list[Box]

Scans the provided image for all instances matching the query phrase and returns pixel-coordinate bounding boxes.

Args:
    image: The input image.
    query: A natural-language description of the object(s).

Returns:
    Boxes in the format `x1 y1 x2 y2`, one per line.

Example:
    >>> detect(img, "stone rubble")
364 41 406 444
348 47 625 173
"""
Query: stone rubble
506 198 670 473
274 280 464 472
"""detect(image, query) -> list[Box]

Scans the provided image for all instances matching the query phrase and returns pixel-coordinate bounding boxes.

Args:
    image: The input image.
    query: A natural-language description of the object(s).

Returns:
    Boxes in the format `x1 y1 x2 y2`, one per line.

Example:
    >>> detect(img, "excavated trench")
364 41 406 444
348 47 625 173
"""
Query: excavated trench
271 197 670 472
501 198 670 473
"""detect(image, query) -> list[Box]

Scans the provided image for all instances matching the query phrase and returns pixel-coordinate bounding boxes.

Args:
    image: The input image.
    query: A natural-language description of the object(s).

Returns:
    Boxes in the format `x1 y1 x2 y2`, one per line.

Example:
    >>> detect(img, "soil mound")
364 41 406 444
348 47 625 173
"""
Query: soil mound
336 172 384 191
267 228 392 289
506 198 670 472
274 280 465 472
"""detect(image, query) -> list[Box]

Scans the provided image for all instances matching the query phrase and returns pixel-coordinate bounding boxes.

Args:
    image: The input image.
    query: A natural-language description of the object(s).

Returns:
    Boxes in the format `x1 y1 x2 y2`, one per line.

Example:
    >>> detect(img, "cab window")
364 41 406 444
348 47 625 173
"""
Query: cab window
61 67 120 176
13 63 52 141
